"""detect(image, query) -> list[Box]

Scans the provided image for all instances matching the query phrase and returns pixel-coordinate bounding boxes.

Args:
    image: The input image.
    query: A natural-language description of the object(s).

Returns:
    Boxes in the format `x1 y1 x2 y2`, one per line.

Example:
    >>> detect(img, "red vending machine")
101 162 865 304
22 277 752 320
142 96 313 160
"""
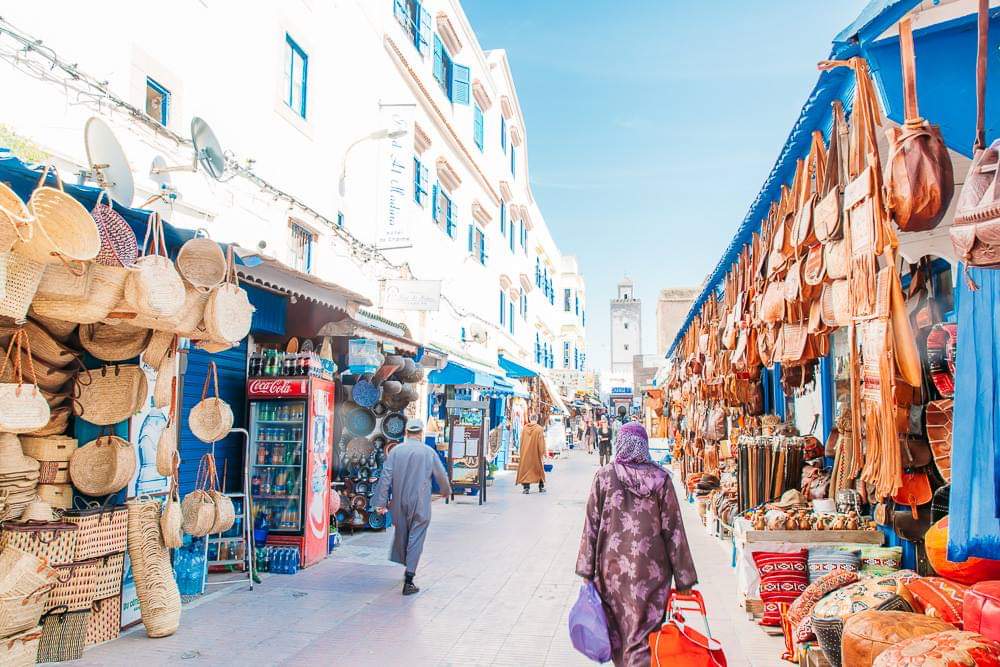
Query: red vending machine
247 376 335 568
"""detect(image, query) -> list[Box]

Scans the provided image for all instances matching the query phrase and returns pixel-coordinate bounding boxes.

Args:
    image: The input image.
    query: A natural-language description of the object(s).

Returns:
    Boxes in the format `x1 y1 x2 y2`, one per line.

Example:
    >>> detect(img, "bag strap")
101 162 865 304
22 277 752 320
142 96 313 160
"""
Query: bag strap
225 245 239 286
34 163 64 192
975 0 989 151
201 360 220 401
898 18 920 123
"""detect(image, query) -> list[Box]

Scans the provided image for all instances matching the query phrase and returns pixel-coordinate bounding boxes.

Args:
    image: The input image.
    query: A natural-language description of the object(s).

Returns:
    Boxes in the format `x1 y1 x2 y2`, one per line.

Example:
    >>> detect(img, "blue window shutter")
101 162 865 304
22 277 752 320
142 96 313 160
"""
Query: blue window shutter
473 105 484 150
499 291 505 325
501 116 507 153
499 201 506 235
509 222 515 252
510 146 516 176
413 158 421 205
446 198 456 238
467 224 473 253
451 63 470 105
509 303 514 333
433 35 445 85
417 5 431 54
480 232 487 265
431 183 439 221
419 164 429 196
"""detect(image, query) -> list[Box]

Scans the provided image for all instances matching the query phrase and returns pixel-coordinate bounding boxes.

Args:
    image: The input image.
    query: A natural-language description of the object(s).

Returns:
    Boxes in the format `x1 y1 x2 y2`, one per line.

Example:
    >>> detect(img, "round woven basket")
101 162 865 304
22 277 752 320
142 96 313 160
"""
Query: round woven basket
126 499 180 638
30 263 128 325
176 237 226 292
180 490 215 537
209 491 235 534
26 406 70 437
0 181 32 253
124 254 185 320
21 169 100 266
19 436 77 462
79 323 152 363
0 252 45 321
203 283 253 343
160 484 183 549
189 398 233 444
68 435 136 496
155 419 177 477
72 364 147 426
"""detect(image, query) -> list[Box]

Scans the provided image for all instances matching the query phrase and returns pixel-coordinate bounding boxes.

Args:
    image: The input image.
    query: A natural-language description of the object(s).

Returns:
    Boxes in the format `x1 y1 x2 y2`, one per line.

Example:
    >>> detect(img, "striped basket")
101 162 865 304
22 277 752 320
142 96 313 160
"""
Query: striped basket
0 521 78 566
0 626 42 667
36 607 90 663
85 595 120 646
62 501 128 561
47 558 99 612
92 552 124 600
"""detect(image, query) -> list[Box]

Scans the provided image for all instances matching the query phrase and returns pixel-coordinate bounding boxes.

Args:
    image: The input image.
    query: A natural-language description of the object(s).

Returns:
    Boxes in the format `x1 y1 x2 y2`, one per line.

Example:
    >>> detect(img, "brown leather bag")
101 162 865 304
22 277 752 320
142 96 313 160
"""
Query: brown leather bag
926 399 953 483
760 280 785 324
899 435 932 470
815 101 848 243
893 471 932 519
791 132 826 252
884 18 954 232
951 0 1000 269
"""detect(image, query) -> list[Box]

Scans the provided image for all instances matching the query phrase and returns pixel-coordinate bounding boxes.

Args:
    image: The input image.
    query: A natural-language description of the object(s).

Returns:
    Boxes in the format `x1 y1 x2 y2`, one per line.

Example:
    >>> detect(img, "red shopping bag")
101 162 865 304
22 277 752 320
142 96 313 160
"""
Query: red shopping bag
649 589 727 667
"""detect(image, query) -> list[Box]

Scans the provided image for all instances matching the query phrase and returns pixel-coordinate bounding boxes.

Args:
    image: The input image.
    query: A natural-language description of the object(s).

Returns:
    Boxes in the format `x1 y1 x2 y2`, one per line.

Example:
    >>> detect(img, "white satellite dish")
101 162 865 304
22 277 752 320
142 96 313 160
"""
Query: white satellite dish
151 116 227 181
83 117 135 207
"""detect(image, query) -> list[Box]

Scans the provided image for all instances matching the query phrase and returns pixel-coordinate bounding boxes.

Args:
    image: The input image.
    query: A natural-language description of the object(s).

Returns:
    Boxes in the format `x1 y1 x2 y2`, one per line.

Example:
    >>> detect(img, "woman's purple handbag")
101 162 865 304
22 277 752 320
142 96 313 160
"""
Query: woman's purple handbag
568 582 612 662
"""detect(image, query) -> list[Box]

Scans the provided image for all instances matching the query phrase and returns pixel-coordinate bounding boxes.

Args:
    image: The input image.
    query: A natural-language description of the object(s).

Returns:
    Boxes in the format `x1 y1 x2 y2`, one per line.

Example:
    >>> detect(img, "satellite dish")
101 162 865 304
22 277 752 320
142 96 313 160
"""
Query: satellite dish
150 116 227 181
149 156 172 189
83 117 134 206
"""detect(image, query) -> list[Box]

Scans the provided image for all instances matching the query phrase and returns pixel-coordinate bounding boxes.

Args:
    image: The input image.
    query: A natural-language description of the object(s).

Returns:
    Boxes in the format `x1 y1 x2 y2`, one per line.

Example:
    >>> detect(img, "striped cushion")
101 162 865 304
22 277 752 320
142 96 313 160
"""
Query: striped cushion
753 549 809 627
808 548 861 582
905 577 968 627
860 546 903 575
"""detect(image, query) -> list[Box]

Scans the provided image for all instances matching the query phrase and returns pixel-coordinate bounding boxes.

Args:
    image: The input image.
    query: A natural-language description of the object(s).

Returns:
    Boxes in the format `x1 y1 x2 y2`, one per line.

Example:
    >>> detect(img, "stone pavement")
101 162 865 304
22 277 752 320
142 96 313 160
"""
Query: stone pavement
61 450 783 666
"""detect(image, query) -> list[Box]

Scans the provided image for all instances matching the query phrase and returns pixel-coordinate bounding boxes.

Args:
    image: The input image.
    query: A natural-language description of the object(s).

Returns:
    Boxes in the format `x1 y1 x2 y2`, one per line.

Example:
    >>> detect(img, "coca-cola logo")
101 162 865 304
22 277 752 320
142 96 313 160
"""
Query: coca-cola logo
248 379 306 396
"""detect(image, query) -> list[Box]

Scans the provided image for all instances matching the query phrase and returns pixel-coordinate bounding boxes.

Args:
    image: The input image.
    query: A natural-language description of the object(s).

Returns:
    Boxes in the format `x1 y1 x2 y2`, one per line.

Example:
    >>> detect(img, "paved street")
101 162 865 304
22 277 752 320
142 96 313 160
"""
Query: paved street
64 450 782 666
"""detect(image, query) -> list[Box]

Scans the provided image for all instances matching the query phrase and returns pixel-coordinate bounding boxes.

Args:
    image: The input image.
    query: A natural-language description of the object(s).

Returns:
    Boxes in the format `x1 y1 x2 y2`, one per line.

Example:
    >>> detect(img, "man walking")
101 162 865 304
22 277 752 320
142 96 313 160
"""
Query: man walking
373 418 451 595
516 414 546 494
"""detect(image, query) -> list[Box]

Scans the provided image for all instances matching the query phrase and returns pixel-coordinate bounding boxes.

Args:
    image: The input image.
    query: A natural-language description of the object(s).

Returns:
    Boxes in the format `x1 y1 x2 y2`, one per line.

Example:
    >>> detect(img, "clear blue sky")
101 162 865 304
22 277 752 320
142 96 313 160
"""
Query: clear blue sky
463 0 869 375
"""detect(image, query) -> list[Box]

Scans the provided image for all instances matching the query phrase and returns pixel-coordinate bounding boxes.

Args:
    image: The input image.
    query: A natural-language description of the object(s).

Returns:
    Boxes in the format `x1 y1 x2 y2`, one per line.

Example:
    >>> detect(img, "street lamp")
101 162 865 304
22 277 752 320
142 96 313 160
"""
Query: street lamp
337 127 409 197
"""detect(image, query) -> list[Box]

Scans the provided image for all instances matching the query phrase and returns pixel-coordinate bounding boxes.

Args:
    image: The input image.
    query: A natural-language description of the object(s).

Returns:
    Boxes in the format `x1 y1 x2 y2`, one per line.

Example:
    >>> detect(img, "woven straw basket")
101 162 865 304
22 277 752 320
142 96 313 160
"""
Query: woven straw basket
28 314 77 342
0 180 33 253
47 559 99 612
142 331 175 370
0 625 43 667
69 435 136 497
0 351 74 393
62 500 128 561
180 490 215 537
72 364 147 426
91 553 124 600
176 236 226 292
26 406 71 437
123 212 184 319
92 192 137 268
204 247 253 343
36 484 72 509
19 435 77 462
79 322 151 362
0 521 78 566
31 263 128 325
156 418 177 477
189 362 233 443
126 499 181 638
21 166 100 266
0 584 52 647
0 320 79 369
37 461 69 484
161 483 183 549
0 252 46 321
0 330 51 433
36 607 90 663
35 262 92 301
152 353 175 409
85 595 120 646
123 283 208 337
0 546 57 600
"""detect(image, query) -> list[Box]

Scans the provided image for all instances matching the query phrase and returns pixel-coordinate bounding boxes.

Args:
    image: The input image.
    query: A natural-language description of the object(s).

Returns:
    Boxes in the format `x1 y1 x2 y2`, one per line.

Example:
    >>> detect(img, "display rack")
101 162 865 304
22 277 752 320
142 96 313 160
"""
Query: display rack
445 399 488 506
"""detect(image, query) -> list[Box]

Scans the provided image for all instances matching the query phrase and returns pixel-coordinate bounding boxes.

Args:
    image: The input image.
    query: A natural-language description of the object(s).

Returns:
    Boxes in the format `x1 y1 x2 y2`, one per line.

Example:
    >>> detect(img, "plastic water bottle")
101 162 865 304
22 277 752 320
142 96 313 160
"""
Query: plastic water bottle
276 548 286 574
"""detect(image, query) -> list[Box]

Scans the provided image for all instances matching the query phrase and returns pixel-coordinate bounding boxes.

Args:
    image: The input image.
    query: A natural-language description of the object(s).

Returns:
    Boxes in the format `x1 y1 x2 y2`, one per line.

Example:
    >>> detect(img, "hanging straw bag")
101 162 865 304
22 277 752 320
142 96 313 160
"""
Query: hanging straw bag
31 263 128 325
203 246 253 344
68 432 136 497
122 212 184 319
20 435 77 462
126 498 180 637
26 406 71 437
91 192 138 267
79 322 152 362
0 252 46 321
142 330 175 369
71 364 147 425
181 456 217 537
19 165 100 267
176 233 226 292
156 393 178 477
0 180 34 253
0 626 43 666
189 361 233 443
0 330 51 433
161 472 183 549
204 454 235 534
35 262 92 301
3 320 78 370
152 338 177 409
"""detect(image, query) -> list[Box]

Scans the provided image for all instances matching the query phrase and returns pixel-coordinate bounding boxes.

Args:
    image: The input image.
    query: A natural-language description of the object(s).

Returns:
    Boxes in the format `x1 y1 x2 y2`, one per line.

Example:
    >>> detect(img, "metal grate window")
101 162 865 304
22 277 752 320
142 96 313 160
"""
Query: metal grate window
289 223 314 273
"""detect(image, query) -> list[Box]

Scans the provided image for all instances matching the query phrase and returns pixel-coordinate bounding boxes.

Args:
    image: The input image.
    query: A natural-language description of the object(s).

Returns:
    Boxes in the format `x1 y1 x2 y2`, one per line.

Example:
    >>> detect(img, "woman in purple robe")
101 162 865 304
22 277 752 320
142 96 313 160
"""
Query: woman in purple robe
576 422 698 667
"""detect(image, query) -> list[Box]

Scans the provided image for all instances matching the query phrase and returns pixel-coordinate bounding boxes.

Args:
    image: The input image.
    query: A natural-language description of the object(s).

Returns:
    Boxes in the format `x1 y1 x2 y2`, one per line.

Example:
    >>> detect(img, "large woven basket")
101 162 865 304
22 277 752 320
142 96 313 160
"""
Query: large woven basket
0 252 45 321
19 435 77 462
20 166 100 266
85 595 120 646
30 263 128 324
35 484 72 509
35 262 92 301
25 406 70 437
204 283 253 343
181 490 215 537
156 417 177 477
72 364 147 426
123 212 184 319
176 236 226 292
37 461 69 484
0 350 75 393
35 607 90 663
62 500 128 561
142 331 175 370
126 499 180 638
0 181 32 253
189 362 233 443
0 625 43 667
91 552 124 600
0 521 78 566
47 558 99 612
27 314 77 342
0 546 58 601
0 320 77 369
123 282 208 336
0 584 53 641
79 322 152 363
161 484 183 549
68 435 136 496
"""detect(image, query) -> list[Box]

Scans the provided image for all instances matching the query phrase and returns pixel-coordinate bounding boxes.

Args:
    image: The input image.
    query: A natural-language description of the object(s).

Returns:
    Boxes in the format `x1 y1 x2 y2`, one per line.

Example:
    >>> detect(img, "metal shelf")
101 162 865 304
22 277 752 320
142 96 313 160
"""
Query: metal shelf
252 464 301 468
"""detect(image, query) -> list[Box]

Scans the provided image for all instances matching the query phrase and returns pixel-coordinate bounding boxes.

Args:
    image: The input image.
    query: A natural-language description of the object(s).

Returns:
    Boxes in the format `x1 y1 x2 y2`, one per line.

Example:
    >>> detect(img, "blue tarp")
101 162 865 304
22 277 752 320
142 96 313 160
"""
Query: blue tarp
498 354 537 379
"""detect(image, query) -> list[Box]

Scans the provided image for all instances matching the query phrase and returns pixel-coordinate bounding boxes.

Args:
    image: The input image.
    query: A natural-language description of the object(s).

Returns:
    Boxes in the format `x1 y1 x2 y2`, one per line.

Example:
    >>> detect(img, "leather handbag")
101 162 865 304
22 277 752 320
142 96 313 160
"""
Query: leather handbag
926 399 953 482
803 243 825 286
790 132 826 253
964 581 1000 642
893 471 932 519
760 281 785 324
951 1 1000 269
899 435 932 470
884 18 954 232
649 590 727 667
814 101 848 243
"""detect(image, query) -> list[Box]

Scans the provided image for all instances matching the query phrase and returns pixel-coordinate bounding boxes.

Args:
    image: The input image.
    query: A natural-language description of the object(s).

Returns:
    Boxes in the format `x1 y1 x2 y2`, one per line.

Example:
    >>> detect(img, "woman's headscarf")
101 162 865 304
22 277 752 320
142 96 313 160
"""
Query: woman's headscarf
614 422 664 497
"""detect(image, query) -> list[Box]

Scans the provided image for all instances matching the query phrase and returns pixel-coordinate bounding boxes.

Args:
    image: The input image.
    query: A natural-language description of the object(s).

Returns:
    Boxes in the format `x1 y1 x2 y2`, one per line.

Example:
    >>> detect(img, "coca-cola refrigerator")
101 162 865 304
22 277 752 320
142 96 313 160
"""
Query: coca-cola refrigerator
247 376 335 568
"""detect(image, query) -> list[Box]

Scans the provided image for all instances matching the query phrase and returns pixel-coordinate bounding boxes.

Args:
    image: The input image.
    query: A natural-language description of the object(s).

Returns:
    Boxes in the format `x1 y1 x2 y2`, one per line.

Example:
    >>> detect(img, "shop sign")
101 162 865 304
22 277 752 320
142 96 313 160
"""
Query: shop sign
611 386 633 396
248 378 309 398
376 105 415 250
382 279 441 311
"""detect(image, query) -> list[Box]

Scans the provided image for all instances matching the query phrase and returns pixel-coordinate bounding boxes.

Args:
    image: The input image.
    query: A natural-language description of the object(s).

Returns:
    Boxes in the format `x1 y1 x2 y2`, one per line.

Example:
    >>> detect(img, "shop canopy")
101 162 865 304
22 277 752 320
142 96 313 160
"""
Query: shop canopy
538 373 571 415
498 354 537 378
665 0 1000 360
428 360 513 395
508 380 531 399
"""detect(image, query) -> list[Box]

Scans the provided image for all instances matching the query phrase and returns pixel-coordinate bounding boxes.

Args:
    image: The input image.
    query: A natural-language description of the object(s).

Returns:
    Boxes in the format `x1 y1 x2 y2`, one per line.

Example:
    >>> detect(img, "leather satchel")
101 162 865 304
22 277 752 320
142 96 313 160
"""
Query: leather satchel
884 19 954 232
951 2 1000 269
964 581 1000 642
824 238 850 280
815 101 848 243
926 399 953 483
926 323 957 398
893 471 932 519
760 280 785 324
899 435 932 470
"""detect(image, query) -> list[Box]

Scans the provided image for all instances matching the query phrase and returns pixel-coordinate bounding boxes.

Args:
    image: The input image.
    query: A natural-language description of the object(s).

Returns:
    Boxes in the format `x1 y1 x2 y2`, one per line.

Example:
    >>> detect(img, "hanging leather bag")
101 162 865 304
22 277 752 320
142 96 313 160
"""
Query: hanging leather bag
926 399 953 483
884 18 954 232
814 101 848 243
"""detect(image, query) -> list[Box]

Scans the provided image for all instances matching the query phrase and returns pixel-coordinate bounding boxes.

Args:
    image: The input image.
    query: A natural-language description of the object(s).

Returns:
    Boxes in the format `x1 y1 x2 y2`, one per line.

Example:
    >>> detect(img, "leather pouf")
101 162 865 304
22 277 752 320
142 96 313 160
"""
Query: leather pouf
926 518 1000 585
842 610 954 667
965 581 1000 642
872 630 1000 667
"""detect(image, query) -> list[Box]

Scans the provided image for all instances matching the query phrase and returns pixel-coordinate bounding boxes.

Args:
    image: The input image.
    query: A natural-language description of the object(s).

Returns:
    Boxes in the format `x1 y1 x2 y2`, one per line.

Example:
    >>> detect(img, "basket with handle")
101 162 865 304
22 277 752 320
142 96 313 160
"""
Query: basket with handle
0 625 43 667
46 558 99 612
189 361 233 443
181 454 218 537
0 546 58 602
35 605 90 663
205 454 235 535
35 261 92 301
68 431 136 497
152 339 177 409
92 191 137 268
84 595 120 646
126 498 180 638
161 468 183 549
122 211 184 319
142 330 175 370
649 589 728 667
36 484 73 510
91 552 125 600
156 390 178 477
78 322 152 363
0 583 55 642
7 319 80 369
20 165 100 267
19 435 77 463
203 245 253 343
30 262 128 324
26 314 76 342
61 496 128 561
0 180 33 253
0 347 75 393
176 233 226 292
0 329 51 434
71 363 147 426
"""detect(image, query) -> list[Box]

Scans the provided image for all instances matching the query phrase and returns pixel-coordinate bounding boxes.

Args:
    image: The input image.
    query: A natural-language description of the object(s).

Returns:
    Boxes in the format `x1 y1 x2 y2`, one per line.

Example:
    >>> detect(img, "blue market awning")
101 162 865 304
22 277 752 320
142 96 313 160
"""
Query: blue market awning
428 360 512 394
498 354 537 379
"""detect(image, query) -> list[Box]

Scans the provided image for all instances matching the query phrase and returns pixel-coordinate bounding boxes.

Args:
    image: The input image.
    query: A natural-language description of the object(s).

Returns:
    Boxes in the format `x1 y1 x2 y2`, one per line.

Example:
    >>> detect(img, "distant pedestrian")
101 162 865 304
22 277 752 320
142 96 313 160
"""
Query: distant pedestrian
610 415 622 446
373 418 451 596
585 420 597 455
596 418 613 466
516 414 546 494
576 423 698 667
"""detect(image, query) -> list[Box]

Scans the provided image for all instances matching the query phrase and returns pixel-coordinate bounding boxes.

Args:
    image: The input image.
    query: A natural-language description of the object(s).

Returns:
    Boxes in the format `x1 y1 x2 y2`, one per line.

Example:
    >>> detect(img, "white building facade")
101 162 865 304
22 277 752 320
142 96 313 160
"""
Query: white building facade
0 0 586 388
610 277 641 390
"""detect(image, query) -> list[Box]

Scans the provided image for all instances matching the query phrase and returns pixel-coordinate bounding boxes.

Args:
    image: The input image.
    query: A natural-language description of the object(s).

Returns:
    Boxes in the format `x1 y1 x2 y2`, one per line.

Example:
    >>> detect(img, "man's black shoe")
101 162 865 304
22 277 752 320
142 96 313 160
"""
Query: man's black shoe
402 582 420 596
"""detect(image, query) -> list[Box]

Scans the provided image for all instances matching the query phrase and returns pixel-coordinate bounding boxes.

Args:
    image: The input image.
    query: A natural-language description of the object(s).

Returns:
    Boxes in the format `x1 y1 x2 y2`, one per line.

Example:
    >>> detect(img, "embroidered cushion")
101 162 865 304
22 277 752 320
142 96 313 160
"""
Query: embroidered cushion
906 577 969 628
860 546 903 576
872 630 1000 667
808 547 861 582
753 549 809 627
788 569 859 637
